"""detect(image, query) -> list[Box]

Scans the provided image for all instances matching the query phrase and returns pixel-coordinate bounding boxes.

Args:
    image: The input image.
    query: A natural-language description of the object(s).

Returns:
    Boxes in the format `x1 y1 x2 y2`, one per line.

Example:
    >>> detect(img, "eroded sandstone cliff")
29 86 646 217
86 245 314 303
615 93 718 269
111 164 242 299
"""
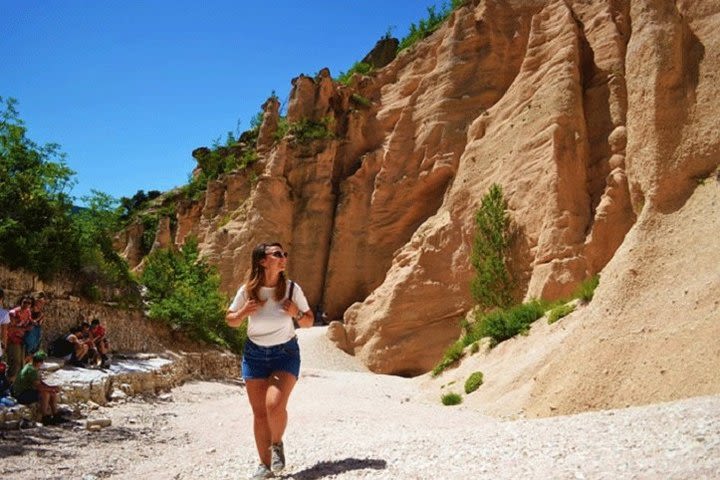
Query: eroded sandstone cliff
118 0 720 407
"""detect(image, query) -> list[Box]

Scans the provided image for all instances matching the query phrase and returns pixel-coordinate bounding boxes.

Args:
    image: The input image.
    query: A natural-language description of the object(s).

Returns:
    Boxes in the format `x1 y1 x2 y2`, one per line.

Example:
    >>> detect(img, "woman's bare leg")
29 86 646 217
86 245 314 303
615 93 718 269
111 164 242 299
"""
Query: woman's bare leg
49 392 58 415
246 379 271 466
39 390 51 416
266 371 297 444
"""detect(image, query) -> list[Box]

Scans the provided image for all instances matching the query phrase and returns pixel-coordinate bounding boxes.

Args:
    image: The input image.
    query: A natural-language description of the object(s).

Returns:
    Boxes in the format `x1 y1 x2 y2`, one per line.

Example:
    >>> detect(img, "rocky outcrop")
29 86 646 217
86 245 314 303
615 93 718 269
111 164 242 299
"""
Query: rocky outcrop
361 37 399 69
46 351 240 406
422 0 720 417
118 0 720 398
339 0 638 375
115 219 145 270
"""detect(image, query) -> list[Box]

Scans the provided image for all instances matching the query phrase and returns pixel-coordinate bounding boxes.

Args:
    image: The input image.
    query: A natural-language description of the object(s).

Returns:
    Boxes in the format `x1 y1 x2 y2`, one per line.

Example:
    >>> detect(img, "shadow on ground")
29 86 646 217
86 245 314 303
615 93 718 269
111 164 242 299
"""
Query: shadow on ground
283 458 387 480
0 422 146 459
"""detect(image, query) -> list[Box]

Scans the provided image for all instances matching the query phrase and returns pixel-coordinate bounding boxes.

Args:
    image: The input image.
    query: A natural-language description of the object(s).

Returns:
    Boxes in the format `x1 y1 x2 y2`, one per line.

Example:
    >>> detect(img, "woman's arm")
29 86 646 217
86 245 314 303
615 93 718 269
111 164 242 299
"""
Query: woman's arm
225 308 247 328
226 299 263 328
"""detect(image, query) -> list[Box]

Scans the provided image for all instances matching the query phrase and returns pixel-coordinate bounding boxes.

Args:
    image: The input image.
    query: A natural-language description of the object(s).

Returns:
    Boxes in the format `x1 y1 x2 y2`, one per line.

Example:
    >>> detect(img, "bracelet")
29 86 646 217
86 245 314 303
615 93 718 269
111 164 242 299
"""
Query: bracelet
292 312 304 322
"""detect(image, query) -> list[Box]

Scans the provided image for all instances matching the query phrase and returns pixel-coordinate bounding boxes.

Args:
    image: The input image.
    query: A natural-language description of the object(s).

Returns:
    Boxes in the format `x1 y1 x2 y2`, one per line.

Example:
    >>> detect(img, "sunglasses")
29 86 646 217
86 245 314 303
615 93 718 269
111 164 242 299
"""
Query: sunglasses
267 251 288 259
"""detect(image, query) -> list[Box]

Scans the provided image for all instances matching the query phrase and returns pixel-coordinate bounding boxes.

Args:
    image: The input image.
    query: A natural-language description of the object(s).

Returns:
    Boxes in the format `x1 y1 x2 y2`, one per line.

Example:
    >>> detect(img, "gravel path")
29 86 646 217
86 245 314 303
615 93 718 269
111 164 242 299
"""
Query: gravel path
1 327 719 479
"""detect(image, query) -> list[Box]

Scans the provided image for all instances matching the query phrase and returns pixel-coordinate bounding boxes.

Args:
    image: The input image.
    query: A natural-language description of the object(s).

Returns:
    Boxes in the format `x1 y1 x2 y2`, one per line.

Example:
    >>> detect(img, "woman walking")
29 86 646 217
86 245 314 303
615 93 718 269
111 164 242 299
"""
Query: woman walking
226 242 312 480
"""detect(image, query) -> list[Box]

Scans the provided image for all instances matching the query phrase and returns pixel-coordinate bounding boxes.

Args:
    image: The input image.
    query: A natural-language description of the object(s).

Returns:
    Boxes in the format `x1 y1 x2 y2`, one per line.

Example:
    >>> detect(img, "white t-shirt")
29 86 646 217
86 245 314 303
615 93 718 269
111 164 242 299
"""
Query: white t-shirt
229 280 310 347
0 308 9 357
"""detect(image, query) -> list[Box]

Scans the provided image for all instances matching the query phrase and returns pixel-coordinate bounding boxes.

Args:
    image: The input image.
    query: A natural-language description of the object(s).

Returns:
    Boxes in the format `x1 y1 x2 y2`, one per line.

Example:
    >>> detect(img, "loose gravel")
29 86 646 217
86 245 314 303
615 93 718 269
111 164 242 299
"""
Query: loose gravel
1 327 718 479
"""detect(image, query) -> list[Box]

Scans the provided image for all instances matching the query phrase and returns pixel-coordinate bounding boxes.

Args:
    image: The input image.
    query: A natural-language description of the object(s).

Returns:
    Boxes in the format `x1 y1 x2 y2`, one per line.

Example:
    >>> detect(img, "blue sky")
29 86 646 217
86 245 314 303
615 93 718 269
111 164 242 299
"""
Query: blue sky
1 1 438 202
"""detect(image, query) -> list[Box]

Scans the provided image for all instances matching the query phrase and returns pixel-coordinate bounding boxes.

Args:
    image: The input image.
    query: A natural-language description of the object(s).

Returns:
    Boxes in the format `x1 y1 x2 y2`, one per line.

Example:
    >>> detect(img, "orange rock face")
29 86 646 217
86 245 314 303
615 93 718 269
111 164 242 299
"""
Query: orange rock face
120 0 720 388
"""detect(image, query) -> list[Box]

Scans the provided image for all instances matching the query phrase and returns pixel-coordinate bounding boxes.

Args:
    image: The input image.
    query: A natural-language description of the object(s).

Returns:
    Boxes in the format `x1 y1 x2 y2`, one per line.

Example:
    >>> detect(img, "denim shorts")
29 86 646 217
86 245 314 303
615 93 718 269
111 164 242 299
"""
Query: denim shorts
242 337 301 380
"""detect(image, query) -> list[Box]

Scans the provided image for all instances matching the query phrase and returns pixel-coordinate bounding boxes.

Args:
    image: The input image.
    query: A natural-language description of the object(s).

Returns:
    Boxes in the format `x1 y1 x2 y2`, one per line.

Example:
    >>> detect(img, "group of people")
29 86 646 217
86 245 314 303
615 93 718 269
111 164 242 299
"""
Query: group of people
49 319 112 369
0 287 112 426
0 290 47 383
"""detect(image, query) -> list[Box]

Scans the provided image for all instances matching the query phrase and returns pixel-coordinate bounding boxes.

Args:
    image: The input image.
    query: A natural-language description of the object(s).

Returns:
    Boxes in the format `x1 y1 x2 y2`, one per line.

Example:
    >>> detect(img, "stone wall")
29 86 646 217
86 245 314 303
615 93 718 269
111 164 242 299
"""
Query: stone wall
0 350 241 430
0 265 175 353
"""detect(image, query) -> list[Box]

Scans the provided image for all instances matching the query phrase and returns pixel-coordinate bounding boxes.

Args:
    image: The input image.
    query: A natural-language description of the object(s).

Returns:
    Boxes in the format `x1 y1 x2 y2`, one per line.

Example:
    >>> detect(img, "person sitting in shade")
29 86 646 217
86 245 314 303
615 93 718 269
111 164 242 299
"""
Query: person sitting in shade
54 325 92 367
12 351 62 425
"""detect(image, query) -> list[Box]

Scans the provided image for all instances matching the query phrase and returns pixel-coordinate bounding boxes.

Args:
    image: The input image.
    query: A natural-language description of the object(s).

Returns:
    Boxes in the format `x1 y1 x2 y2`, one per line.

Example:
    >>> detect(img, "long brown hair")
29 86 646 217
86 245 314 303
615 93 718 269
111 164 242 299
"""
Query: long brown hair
244 242 287 302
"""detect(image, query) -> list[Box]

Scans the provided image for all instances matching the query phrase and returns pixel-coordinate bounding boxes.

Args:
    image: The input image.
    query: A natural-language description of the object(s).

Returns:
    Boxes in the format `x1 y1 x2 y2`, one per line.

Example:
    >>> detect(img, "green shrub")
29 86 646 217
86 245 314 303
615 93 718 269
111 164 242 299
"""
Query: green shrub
119 189 162 221
140 238 246 353
441 392 463 406
464 371 484 394
140 214 160 256
240 148 259 169
273 116 334 144
473 300 547 345
470 342 480 354
433 301 548 376
398 2 466 52
547 303 576 324
432 340 465 377
337 62 374 85
186 115 262 196
350 93 372 108
470 184 515 311
288 117 335 144
179 171 209 202
273 116 289 142
73 190 139 304
574 275 599 303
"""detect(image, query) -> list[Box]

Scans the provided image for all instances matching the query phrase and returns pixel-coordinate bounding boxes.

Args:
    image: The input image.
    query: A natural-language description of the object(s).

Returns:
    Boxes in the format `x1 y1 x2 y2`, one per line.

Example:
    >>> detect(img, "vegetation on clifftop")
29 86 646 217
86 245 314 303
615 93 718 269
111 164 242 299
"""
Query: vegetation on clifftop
335 1 468 84
398 1 468 52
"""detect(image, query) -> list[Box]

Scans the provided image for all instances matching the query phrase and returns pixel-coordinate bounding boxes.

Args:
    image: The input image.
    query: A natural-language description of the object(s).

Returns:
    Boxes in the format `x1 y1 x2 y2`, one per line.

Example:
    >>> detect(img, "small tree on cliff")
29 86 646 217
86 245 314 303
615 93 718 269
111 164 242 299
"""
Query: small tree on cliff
470 184 514 310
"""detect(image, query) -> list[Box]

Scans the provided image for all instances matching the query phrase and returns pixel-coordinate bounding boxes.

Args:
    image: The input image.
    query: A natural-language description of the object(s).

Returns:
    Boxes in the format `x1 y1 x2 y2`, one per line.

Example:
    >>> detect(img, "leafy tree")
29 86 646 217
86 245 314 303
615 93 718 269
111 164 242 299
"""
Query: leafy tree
337 62 374 85
0 97 137 301
470 184 514 310
0 97 79 278
140 238 246 353
119 189 162 220
74 190 138 302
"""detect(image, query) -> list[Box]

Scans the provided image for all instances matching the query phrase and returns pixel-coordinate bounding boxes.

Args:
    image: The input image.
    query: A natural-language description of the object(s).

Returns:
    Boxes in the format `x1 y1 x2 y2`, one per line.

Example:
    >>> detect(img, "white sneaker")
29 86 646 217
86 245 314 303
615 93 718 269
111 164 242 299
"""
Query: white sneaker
249 463 274 479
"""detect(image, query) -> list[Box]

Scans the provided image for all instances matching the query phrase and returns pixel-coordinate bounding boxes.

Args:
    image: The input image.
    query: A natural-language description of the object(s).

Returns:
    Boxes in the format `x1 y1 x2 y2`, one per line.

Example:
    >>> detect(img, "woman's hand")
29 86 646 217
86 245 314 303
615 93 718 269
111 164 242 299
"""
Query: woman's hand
282 301 312 328
281 299 300 318
242 299 265 316
226 298 265 327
